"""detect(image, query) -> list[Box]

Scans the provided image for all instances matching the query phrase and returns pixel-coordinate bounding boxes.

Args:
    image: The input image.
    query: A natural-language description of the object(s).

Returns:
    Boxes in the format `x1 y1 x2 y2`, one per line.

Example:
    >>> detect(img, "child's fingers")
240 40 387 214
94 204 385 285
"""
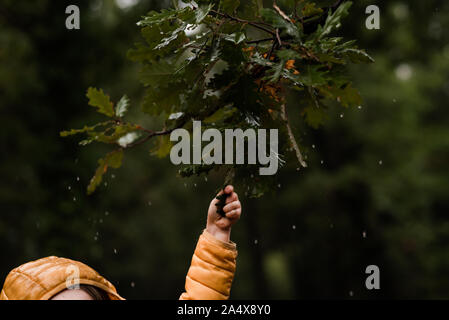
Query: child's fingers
225 192 239 204
226 208 241 220
223 200 241 213
224 185 234 195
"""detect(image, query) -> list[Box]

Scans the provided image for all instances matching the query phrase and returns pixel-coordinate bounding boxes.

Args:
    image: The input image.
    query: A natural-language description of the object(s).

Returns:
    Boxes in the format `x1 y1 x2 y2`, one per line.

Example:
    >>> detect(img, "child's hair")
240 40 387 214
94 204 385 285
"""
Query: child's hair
79 284 110 300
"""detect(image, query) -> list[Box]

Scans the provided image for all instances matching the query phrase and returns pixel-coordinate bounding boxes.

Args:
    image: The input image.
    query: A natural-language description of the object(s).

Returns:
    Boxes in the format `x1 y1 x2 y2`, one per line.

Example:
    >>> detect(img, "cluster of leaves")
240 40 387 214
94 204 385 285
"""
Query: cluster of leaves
61 0 373 197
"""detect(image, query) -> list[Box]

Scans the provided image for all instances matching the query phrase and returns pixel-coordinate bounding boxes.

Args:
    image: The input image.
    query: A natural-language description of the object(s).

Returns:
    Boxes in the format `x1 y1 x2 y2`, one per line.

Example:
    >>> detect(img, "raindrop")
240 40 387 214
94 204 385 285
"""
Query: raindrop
68 186 72 191
204 177 208 182
250 174 254 178
312 144 316 149
349 291 354 297
292 225 296 230
104 182 108 187
362 231 367 238
131 282 135 288
105 211 110 216
148 201 152 206
254 239 258 245
379 160 383 165
184 183 187 188
392 99 397 103
194 183 197 187
330 223 334 229
278 184 281 188
73 197 77 202
99 219 103 224
94 236 98 241
76 177 80 182
320 160 324 165
340 114 344 118
358 105 363 110
296 168 300 171
111 174 116 179
113 248 118 254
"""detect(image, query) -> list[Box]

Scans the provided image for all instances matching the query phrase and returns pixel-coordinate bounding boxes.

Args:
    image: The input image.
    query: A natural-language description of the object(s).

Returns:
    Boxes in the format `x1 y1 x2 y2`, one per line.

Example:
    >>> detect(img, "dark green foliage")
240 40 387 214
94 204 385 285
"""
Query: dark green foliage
62 0 372 196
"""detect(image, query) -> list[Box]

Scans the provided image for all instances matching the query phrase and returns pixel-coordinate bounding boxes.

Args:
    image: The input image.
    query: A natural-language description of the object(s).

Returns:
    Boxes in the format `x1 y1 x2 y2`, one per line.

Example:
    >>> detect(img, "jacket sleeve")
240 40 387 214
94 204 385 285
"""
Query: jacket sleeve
179 229 238 300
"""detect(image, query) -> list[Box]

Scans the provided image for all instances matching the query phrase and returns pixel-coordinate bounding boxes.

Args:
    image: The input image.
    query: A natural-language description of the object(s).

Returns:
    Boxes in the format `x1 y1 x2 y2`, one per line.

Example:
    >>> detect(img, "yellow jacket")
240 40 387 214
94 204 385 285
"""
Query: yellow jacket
0 230 237 300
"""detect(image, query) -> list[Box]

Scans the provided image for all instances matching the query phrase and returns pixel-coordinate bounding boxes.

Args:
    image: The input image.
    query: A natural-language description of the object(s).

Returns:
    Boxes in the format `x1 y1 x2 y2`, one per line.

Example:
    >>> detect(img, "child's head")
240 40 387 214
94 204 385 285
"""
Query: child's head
0 256 124 300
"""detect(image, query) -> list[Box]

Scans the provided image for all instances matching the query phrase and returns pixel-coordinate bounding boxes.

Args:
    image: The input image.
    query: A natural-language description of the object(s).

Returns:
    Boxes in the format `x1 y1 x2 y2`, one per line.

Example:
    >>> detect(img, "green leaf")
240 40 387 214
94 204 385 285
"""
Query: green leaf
223 32 246 44
60 122 111 137
153 135 173 158
86 88 115 118
340 48 375 64
137 8 194 27
116 95 130 118
319 83 363 108
195 4 214 24
87 149 124 195
204 105 238 124
220 0 240 14
92 123 140 144
260 8 302 41
312 1 352 41
302 105 328 129
141 83 183 116
286 65 329 86
139 60 177 88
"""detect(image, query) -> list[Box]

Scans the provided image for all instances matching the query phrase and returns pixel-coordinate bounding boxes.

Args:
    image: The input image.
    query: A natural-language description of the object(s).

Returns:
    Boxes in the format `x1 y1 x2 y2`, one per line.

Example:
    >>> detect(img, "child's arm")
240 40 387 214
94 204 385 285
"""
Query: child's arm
179 185 242 300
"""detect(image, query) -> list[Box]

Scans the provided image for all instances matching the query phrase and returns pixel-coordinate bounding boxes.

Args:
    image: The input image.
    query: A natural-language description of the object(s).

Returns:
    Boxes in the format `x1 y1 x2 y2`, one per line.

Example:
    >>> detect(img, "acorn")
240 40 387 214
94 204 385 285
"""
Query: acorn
215 192 228 217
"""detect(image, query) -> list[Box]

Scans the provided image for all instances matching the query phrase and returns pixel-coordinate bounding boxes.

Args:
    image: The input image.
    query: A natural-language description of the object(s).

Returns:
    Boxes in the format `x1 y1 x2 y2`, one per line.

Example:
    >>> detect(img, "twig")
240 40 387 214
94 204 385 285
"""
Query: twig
209 9 275 36
280 104 307 169
273 1 294 24
275 29 282 47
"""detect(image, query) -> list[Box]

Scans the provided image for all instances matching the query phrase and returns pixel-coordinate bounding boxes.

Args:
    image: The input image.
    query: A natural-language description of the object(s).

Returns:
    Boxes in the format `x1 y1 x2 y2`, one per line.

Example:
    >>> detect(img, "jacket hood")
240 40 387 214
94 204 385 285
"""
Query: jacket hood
0 256 124 300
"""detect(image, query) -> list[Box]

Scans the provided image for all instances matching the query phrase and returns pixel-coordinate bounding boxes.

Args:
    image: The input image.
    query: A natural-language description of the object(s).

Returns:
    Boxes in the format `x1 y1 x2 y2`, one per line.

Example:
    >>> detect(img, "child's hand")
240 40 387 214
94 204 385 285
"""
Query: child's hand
206 185 242 243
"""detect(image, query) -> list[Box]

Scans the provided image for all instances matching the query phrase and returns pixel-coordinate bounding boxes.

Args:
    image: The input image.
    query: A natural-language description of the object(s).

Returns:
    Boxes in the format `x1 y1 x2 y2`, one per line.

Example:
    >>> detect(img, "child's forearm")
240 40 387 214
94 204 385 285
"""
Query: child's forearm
206 224 231 243
179 229 237 300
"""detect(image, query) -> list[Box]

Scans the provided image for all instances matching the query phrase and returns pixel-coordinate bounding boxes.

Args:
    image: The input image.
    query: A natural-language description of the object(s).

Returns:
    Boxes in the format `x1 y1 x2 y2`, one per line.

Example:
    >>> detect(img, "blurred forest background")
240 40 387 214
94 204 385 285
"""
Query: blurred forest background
1 0 448 299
